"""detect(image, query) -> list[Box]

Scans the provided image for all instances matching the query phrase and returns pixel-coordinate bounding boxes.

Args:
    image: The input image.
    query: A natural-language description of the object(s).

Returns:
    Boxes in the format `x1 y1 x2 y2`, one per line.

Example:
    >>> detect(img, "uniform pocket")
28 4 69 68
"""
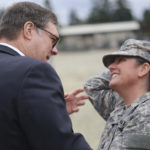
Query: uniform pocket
123 133 150 150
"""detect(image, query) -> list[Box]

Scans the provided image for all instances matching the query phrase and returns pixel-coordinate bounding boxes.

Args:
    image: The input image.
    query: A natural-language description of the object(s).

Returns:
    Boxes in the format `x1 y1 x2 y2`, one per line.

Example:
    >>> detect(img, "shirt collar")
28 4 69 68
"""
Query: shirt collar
131 92 150 108
0 43 25 56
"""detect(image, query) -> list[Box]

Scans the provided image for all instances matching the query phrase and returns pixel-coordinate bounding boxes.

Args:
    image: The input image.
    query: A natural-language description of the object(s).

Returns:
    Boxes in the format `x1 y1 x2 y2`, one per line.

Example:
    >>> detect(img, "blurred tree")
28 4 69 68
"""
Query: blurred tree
140 9 150 33
44 0 52 10
69 9 83 25
0 8 4 19
86 0 133 24
86 0 113 23
112 0 133 21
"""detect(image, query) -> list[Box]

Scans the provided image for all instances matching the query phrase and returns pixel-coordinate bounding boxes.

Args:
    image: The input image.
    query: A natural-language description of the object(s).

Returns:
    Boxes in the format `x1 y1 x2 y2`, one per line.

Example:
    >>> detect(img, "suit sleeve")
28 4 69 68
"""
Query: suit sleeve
17 62 92 150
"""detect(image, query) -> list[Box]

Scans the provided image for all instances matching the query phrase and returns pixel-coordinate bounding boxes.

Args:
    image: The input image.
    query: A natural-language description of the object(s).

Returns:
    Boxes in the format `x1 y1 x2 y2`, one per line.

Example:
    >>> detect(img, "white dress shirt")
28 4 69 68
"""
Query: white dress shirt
0 43 25 56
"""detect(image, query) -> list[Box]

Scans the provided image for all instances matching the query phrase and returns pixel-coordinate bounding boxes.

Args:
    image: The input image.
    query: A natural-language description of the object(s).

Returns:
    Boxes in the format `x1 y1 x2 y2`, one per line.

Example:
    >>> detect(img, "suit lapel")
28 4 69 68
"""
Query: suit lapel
0 45 21 56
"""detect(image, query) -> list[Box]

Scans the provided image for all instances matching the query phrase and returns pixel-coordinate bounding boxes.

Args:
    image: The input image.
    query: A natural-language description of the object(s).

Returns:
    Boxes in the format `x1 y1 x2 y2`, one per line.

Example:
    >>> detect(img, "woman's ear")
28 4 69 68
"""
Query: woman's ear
138 63 150 77
23 21 35 40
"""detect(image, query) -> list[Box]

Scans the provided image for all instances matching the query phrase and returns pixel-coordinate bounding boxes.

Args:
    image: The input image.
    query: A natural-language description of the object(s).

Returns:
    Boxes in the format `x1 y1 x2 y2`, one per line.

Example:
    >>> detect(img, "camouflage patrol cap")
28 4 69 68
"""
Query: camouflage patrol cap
103 39 150 67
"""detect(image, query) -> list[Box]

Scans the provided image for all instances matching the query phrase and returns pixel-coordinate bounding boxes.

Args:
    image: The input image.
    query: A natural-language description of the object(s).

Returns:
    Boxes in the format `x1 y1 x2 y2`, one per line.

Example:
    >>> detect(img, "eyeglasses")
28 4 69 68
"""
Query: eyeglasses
39 28 59 48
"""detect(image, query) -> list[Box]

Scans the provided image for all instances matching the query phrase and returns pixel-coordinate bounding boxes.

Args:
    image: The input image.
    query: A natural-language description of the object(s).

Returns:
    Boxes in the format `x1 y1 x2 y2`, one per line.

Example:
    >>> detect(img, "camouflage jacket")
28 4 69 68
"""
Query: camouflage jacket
84 69 150 150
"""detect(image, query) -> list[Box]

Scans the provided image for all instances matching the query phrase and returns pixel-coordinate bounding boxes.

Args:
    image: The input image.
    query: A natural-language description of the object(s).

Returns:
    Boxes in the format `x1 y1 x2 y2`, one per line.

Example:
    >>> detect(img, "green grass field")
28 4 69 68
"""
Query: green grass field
51 49 114 149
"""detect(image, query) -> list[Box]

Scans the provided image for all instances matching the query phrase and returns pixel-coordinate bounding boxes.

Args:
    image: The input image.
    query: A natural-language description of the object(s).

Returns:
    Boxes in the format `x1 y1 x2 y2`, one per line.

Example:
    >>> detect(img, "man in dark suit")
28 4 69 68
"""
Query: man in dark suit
0 2 92 150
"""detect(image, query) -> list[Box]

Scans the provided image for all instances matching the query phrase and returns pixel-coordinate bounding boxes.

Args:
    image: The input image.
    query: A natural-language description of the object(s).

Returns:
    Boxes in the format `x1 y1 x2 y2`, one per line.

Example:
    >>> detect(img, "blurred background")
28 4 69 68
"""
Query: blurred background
1 0 150 149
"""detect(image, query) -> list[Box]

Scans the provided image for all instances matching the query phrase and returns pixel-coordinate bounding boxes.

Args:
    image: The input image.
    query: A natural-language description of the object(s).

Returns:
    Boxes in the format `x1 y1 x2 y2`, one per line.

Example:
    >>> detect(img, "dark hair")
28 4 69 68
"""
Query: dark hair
135 56 150 91
0 2 58 40
135 57 150 65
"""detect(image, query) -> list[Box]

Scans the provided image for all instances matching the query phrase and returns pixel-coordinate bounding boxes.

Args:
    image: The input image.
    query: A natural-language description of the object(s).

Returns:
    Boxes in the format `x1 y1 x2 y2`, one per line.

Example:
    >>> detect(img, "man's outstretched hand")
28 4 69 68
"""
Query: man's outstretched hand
65 89 89 115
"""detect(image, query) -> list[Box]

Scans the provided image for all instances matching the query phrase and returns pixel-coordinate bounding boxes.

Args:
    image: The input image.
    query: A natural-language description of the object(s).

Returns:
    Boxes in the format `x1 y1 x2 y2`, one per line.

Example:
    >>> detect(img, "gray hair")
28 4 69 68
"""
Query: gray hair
0 2 58 40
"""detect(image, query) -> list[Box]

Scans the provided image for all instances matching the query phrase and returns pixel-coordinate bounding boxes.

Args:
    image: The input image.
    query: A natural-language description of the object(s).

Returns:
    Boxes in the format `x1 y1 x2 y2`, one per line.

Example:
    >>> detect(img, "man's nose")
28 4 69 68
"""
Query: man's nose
51 47 58 55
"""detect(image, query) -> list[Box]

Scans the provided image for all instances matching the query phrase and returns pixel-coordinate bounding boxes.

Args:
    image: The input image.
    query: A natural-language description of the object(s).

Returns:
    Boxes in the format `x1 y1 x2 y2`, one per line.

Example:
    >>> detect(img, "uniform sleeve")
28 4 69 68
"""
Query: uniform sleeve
84 69 123 120
16 62 92 150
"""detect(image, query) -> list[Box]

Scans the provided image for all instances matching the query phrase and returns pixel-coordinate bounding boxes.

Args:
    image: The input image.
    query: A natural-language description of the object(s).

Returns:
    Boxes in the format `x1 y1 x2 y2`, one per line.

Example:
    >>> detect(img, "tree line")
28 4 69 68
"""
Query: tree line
0 0 150 33
69 0 150 33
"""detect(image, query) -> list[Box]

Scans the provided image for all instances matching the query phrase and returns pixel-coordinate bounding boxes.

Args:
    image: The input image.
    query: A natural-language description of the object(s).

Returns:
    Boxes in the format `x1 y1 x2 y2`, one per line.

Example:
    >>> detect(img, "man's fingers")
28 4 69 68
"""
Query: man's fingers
77 95 89 100
72 107 79 112
78 101 85 106
64 93 69 98
72 88 84 95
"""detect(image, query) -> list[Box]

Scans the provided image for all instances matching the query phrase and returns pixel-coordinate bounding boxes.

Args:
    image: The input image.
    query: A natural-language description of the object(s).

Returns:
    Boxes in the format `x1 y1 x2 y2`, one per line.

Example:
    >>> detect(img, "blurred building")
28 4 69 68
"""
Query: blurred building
59 21 140 51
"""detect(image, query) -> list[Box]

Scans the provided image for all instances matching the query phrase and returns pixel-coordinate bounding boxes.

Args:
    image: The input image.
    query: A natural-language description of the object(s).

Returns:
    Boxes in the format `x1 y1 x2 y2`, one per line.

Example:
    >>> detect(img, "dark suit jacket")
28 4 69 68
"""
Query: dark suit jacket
0 45 91 150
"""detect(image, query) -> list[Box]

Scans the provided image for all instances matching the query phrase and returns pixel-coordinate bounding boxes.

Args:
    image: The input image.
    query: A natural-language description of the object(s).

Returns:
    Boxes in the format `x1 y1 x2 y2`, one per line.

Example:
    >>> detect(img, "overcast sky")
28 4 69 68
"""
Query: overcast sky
1 0 150 25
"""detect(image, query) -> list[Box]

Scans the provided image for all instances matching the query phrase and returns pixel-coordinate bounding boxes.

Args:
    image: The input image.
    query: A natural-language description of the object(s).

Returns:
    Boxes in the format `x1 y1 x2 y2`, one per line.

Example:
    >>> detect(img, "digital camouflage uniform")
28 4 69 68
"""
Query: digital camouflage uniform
84 39 150 150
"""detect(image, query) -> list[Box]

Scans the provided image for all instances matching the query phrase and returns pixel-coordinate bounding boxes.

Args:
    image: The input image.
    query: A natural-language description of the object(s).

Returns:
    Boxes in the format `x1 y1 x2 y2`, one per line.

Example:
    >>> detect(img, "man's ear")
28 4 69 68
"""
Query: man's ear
23 21 35 40
138 63 150 77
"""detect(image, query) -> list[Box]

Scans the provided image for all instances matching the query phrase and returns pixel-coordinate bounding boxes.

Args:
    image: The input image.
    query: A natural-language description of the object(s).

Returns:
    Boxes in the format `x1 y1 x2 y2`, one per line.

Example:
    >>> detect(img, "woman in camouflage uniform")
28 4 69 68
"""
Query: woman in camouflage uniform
84 39 150 150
